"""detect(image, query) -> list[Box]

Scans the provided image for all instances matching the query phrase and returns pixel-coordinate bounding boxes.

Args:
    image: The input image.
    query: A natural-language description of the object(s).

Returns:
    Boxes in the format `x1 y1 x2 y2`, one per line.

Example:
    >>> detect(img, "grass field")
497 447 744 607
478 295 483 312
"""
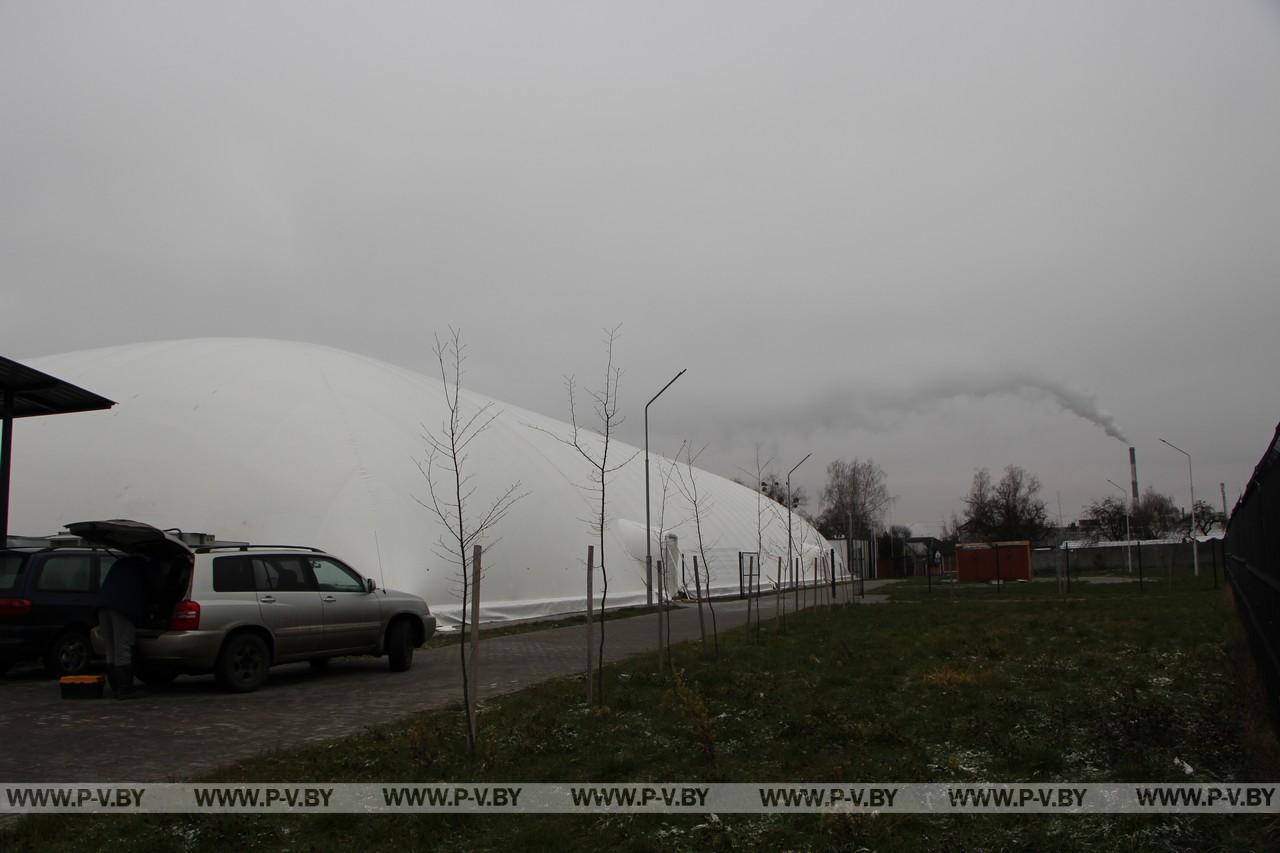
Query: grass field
874 571 1221 602
7 581 1278 852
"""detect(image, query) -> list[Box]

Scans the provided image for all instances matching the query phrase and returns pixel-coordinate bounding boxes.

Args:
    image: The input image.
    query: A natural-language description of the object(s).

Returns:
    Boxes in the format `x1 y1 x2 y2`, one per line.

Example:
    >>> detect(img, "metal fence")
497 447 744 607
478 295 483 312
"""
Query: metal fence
1224 421 1280 720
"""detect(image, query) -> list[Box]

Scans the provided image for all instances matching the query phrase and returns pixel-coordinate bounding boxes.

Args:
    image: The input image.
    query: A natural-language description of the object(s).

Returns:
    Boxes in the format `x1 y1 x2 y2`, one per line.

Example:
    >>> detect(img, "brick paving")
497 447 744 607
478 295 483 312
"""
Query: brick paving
0 583 889 782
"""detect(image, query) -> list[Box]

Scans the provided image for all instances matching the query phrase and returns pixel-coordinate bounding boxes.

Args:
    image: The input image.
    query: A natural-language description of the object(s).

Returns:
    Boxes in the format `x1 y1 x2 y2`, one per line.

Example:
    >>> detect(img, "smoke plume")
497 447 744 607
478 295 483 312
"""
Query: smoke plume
890 372 1130 443
688 369 1130 450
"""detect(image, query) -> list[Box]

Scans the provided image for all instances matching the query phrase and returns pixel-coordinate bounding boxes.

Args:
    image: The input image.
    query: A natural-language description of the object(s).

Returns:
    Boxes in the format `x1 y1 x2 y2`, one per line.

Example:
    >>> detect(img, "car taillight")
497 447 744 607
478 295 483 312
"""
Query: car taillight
169 600 200 631
0 598 32 617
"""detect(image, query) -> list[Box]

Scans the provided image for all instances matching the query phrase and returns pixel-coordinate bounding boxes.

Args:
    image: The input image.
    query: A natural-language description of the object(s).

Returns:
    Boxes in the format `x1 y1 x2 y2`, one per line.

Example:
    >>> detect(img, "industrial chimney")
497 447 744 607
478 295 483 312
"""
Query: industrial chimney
1129 447 1139 506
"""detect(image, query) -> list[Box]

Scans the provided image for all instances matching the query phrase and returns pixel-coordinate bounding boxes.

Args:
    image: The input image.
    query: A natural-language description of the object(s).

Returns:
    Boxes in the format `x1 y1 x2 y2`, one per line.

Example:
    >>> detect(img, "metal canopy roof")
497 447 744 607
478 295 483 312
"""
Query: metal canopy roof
2 354 116 544
0 355 115 417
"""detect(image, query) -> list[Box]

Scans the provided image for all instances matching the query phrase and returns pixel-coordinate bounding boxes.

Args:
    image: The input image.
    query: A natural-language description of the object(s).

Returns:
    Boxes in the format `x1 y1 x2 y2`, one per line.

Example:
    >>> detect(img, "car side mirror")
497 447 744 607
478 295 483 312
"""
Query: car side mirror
365 577 377 593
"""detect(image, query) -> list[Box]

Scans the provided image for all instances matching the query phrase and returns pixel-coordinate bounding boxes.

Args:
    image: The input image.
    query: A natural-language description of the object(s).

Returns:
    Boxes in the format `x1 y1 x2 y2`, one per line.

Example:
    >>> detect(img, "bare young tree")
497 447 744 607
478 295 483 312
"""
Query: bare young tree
815 458 893 541
737 446 777 640
531 325 636 705
654 442 687 668
746 461 796 630
765 498 789 630
417 329 525 753
794 512 812 610
675 443 720 657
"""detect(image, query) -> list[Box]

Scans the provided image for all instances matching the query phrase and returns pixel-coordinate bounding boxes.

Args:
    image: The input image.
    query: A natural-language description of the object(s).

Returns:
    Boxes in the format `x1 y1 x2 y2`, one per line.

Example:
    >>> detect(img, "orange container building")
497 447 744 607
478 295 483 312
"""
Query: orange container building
954 541 1032 583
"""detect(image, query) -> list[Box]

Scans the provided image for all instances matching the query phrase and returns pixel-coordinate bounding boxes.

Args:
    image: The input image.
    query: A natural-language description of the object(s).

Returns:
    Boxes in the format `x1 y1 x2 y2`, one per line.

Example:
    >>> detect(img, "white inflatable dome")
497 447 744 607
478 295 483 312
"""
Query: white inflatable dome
10 339 833 625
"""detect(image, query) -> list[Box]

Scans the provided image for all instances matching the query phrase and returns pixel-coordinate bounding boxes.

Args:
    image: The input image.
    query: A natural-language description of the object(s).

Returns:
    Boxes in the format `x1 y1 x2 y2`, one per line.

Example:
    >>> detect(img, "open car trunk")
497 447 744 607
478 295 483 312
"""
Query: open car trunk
65 520 194 631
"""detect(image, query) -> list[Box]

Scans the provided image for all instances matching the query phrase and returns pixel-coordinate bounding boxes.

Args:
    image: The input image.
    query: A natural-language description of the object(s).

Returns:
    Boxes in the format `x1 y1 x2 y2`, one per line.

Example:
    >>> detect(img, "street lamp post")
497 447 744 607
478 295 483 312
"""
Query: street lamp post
787 452 812 612
645 368 685 664
1160 437 1199 578
1106 478 1132 574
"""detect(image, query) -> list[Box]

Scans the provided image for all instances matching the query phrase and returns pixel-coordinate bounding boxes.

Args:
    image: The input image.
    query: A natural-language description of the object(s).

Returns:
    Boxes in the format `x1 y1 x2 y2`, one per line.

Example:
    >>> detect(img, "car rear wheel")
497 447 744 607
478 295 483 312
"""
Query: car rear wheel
387 619 414 672
44 630 92 677
215 633 270 693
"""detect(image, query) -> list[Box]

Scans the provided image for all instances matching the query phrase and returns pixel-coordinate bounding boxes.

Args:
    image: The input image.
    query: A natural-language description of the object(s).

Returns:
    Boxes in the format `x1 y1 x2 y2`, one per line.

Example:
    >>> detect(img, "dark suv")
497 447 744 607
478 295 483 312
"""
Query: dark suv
0 547 118 677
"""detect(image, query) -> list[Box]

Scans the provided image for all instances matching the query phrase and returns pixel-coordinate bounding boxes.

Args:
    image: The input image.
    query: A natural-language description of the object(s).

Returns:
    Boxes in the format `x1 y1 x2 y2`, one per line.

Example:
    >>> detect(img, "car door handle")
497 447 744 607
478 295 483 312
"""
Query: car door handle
321 595 337 603
259 595 276 603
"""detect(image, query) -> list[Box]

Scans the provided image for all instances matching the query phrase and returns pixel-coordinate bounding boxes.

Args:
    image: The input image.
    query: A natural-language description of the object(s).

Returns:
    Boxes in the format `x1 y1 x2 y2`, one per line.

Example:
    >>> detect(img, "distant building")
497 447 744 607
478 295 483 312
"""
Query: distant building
955 541 1033 583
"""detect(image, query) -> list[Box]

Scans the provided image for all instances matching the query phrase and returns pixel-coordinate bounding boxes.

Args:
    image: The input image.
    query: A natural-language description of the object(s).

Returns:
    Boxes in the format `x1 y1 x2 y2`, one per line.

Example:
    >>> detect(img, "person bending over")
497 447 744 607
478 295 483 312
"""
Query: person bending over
98 555 148 699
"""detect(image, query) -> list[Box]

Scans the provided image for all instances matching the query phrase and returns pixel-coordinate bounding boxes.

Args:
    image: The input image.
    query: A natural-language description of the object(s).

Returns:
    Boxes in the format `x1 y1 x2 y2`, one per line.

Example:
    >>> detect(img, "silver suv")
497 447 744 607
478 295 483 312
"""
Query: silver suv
72 520 436 693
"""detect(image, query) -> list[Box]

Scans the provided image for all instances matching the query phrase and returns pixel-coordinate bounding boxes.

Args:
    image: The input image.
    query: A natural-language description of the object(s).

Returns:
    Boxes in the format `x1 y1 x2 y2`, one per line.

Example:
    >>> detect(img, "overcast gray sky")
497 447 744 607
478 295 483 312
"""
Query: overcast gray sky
3 2 1278 533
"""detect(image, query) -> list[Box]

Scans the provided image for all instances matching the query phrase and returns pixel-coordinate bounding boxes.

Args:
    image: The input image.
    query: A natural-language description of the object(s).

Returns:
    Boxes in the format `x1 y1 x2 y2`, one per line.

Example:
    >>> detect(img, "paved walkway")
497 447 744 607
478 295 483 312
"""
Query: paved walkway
0 583 893 782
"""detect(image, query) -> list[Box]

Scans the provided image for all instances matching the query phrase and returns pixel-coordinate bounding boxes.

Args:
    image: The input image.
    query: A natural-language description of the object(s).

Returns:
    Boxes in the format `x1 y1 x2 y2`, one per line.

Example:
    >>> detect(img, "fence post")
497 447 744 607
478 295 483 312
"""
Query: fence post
859 538 865 598
651 553 660 671
777 555 785 625
792 555 798 611
1136 540 1143 592
846 514 854 604
657 558 666 665
586 545 594 705
692 555 706 644
750 555 760 642
1064 544 1071 593
469 544 482 746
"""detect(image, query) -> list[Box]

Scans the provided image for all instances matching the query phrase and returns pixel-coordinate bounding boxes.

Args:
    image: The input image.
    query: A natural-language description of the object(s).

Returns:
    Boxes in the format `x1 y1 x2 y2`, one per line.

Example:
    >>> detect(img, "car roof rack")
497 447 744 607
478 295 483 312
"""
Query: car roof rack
193 544 326 554
3 542 110 554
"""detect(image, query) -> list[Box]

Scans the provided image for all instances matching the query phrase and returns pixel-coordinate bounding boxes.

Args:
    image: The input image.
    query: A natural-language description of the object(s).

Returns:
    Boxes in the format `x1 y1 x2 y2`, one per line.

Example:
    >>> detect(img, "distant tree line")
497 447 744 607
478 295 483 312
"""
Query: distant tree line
739 457 893 541
1082 490 1220 541
946 465 1049 544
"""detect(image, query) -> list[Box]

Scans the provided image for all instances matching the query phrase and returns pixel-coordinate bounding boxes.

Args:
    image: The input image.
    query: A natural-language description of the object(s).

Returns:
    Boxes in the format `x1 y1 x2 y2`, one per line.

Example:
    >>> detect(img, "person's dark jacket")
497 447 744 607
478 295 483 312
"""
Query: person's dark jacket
98 556 148 623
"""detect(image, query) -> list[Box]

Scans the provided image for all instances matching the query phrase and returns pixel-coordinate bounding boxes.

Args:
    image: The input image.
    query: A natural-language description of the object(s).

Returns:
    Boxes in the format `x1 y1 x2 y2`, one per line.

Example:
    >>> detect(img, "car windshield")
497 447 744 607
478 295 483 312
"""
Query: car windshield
0 552 28 593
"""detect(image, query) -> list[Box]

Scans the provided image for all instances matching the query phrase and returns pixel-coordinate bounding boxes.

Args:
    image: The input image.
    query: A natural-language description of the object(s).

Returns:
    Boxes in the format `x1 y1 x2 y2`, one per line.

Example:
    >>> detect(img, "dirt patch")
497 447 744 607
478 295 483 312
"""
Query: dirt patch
921 666 992 687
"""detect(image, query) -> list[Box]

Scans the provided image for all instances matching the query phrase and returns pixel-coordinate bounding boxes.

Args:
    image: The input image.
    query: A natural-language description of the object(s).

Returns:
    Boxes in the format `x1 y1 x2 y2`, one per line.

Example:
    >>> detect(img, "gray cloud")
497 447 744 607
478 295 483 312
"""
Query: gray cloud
2 1 1277 530
889 374 1129 444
